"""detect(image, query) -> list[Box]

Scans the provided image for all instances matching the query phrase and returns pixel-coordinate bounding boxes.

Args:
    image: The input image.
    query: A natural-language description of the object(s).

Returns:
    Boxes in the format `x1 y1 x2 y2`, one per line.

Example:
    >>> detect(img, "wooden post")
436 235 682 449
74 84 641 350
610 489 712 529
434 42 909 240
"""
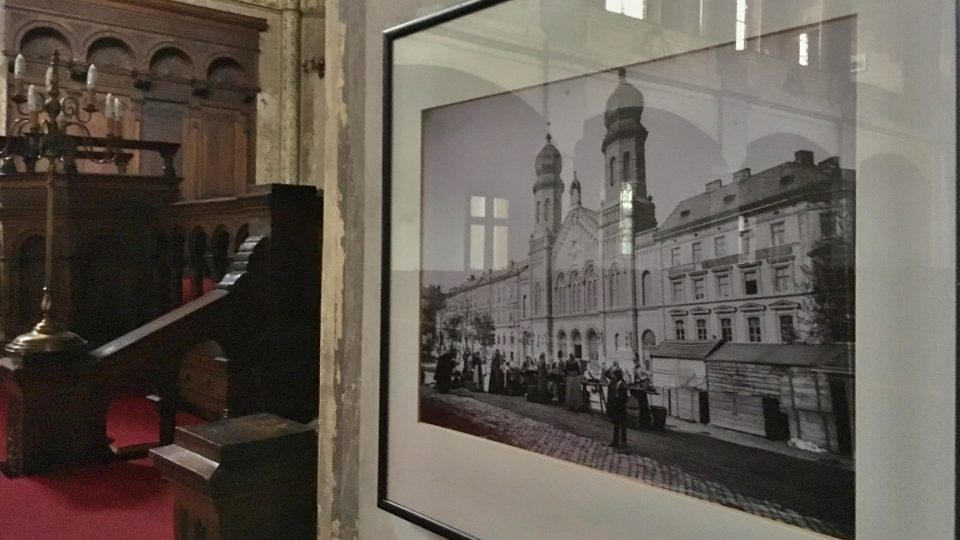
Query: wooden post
151 413 317 540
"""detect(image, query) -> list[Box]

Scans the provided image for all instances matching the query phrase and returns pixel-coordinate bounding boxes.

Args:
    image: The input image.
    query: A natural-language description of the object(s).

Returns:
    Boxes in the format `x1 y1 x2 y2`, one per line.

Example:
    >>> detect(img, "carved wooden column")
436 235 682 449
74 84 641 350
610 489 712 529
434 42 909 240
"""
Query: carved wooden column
0 350 109 477
151 413 317 540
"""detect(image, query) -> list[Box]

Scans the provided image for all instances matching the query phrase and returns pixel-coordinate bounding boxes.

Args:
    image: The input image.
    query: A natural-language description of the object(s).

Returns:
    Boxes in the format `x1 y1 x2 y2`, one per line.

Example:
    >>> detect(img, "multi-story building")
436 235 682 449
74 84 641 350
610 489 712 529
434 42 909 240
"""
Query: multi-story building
435 73 854 375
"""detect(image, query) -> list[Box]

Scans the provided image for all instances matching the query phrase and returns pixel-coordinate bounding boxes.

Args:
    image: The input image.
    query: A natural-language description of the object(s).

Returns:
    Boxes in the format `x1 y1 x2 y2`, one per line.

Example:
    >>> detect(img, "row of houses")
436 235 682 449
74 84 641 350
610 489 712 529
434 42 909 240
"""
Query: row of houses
649 339 853 453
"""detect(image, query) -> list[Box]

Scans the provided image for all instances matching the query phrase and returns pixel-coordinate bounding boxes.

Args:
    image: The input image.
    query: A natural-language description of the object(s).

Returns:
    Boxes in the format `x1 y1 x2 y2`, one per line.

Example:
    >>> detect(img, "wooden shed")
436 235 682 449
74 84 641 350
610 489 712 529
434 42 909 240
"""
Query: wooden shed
705 343 853 453
649 340 723 423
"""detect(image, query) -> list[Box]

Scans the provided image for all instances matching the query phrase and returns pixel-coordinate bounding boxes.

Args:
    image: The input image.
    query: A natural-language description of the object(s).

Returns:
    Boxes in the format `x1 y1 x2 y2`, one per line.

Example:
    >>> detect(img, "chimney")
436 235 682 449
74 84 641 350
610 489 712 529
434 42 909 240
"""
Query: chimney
705 179 723 193
818 156 840 177
795 150 814 167
733 168 751 182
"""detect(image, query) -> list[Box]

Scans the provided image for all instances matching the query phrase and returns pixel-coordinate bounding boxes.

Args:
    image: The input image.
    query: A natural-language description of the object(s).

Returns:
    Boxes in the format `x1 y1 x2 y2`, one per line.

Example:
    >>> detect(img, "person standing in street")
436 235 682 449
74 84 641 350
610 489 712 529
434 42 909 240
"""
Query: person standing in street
473 351 485 393
489 349 505 394
435 349 454 393
536 352 549 403
606 368 629 451
564 353 583 412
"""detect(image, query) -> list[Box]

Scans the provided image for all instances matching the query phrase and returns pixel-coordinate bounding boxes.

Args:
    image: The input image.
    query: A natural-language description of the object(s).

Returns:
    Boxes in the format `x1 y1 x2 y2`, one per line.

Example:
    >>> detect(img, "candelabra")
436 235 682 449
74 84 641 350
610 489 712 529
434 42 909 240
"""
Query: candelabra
2 50 125 355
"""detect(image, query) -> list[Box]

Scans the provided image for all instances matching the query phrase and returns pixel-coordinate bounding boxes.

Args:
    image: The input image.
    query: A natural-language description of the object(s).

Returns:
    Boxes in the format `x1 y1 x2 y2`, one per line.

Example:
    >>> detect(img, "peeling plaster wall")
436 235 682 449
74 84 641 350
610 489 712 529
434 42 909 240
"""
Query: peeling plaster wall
348 2 459 539
300 1 325 187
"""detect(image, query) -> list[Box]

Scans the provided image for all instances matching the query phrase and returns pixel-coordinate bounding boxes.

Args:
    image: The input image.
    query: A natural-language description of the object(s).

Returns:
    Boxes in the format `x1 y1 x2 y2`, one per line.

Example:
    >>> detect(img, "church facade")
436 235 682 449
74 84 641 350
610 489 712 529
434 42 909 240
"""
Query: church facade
435 70 855 377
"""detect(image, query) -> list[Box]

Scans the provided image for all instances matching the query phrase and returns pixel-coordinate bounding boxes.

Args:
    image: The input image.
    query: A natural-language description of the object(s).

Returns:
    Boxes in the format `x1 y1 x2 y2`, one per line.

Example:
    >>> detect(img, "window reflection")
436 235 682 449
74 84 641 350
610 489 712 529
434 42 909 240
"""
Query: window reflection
605 0 646 19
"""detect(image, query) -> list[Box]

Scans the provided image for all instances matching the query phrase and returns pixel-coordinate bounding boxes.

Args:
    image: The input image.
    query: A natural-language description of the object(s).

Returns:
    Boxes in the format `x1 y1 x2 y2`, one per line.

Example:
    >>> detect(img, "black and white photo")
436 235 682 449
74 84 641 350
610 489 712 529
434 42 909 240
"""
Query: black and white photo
417 16 856 538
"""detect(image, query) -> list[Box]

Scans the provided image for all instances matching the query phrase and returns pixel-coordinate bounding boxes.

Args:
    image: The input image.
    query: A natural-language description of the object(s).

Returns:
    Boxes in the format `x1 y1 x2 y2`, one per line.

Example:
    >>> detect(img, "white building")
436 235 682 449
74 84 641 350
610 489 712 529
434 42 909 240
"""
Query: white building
436 72 854 375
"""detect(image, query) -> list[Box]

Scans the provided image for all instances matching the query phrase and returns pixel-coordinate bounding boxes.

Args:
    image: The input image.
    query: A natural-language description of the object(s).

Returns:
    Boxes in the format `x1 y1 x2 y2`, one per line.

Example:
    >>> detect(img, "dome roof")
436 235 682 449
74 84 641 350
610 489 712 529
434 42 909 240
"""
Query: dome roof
535 134 562 176
604 69 644 127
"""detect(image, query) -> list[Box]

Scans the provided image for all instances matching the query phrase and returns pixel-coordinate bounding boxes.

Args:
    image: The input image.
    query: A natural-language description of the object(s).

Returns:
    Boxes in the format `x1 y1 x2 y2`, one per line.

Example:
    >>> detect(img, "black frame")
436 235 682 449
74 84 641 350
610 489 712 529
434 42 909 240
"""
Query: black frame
378 1 512 538
379 1 960 538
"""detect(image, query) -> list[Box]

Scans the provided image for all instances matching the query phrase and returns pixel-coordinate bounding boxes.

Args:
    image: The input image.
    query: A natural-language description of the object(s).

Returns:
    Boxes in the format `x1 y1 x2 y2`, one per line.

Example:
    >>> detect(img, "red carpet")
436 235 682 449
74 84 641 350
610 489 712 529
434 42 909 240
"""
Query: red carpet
0 394 204 540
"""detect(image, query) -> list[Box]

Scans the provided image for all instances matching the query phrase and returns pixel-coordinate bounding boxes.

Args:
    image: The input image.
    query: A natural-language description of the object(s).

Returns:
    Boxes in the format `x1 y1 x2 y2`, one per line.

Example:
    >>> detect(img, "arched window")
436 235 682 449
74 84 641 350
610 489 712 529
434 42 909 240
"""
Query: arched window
569 271 580 312
544 198 550 222
609 156 616 186
641 270 651 306
641 330 657 370
522 294 528 317
554 273 565 314
608 264 620 307
615 271 623 306
150 46 194 79
585 266 598 311
536 201 541 223
623 151 631 182
587 330 600 361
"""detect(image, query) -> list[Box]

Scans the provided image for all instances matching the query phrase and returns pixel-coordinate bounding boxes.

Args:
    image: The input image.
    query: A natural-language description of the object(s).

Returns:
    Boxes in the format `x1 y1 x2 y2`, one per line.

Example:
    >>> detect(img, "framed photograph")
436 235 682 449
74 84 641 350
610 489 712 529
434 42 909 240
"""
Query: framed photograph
380 1 956 539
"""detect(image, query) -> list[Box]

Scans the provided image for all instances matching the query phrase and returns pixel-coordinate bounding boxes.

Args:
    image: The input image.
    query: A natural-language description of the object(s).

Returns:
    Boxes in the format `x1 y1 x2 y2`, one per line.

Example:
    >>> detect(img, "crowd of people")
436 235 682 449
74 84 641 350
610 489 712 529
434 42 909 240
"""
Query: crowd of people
430 347 656 453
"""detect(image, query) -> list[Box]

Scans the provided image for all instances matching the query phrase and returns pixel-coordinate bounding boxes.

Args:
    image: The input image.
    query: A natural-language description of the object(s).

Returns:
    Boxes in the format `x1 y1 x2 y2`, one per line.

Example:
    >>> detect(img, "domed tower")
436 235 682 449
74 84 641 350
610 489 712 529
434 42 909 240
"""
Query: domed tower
528 132 564 360
570 171 582 207
602 68 656 232
533 133 564 235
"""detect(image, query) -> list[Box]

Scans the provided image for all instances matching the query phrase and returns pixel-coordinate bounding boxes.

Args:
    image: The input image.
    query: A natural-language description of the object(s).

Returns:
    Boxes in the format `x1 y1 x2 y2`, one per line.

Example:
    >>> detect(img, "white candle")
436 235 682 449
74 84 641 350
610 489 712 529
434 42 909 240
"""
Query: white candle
104 93 114 118
45 66 53 91
27 84 38 112
86 64 98 89
114 97 123 121
14 54 24 79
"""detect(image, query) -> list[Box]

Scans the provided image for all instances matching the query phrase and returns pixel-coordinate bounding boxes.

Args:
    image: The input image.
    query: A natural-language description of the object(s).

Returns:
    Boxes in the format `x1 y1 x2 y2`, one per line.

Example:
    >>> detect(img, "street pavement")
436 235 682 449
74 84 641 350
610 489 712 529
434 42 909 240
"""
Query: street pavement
421 387 853 539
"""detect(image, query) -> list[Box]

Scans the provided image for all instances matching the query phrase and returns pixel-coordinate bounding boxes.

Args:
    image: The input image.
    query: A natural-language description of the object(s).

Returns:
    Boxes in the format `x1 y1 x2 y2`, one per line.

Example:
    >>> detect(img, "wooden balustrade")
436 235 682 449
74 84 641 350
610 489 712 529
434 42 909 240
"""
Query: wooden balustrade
0 135 180 177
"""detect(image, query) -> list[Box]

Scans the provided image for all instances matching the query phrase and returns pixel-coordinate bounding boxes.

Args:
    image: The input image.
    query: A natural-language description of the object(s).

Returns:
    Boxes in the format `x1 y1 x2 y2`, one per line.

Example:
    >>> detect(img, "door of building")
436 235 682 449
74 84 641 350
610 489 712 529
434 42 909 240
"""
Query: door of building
762 397 790 440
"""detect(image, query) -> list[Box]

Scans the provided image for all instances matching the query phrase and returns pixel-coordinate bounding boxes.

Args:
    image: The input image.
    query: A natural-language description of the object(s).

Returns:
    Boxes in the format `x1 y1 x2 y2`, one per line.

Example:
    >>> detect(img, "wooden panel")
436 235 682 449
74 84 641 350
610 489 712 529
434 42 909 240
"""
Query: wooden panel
708 391 766 436
141 100 186 177
782 371 834 412
787 409 838 451
677 388 698 422
707 362 782 397
178 352 229 421
200 107 248 198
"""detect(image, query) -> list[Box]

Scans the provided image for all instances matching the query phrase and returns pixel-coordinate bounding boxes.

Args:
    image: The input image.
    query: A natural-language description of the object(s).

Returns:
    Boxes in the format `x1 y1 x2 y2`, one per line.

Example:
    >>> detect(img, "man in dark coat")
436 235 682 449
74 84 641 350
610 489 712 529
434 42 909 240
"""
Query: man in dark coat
606 368 629 451
489 349 505 394
435 350 454 393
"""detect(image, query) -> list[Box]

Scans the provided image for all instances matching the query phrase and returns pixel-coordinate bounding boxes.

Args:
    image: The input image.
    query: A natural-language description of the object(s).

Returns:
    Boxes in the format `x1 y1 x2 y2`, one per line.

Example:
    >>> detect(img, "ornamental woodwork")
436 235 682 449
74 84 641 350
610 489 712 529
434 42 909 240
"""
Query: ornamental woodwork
4 0 264 198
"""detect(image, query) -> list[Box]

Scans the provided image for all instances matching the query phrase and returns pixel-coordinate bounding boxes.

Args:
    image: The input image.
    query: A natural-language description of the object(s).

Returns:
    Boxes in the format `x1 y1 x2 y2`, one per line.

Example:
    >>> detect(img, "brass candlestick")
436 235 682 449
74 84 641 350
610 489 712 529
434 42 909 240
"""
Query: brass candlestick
3 50 121 355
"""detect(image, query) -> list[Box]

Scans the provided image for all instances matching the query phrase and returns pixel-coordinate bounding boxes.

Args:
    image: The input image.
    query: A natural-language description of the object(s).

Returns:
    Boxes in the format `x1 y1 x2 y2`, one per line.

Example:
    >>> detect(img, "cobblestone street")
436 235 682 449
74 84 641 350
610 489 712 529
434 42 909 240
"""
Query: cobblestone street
421 388 853 539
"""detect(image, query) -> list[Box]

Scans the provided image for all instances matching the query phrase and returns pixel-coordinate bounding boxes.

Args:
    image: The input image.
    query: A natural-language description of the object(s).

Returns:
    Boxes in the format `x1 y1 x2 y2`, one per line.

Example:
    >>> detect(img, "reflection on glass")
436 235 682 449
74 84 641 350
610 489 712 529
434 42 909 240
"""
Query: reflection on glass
735 0 747 50
470 224 484 270
493 197 509 219
620 183 633 255
605 0 646 19
415 9 860 537
471 195 486 218
799 32 809 66
493 225 509 270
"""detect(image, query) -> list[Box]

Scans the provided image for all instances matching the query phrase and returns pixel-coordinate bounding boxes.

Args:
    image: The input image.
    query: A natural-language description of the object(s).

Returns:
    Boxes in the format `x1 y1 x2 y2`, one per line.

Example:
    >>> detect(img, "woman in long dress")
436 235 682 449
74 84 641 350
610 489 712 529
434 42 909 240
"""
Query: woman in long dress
536 353 549 402
489 350 505 394
564 354 584 412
